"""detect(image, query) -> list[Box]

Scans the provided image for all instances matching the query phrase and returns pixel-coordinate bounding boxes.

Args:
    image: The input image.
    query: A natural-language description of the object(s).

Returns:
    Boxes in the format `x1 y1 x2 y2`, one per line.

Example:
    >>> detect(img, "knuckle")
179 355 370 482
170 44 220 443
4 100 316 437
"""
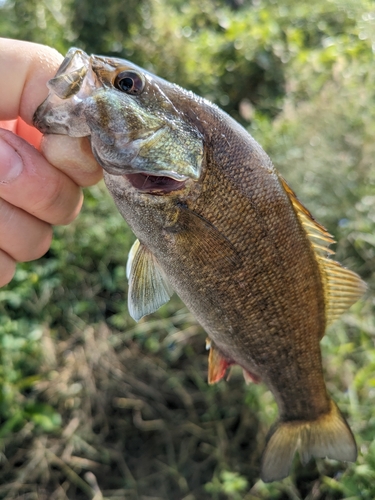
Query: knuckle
23 225 53 262
31 176 81 225
31 175 65 219
58 191 83 225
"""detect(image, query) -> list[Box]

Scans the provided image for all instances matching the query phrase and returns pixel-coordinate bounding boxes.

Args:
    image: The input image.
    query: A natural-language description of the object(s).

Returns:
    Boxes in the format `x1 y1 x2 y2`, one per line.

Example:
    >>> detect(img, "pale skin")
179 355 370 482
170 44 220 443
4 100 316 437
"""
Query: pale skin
0 38 102 287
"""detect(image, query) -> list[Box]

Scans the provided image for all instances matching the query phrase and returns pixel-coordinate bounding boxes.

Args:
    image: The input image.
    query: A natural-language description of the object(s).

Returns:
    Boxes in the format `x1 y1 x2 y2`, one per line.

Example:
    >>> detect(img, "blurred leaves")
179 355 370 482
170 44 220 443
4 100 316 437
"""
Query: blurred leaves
205 470 249 499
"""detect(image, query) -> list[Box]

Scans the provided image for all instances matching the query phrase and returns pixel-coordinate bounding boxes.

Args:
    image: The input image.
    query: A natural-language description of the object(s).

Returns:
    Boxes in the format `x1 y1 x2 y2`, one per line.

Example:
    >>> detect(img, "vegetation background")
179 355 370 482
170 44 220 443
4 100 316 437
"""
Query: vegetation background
0 0 374 498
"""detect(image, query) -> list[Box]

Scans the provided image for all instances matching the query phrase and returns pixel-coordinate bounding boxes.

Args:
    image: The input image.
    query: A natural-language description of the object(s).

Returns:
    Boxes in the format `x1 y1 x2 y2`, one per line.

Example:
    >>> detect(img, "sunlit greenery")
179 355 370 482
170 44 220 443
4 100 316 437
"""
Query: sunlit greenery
0 0 374 498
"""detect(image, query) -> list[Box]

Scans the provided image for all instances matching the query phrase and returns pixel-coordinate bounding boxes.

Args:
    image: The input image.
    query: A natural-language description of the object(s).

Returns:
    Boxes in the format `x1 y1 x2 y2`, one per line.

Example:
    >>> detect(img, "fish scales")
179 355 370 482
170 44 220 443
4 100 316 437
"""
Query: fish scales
172 118 328 418
33 48 366 482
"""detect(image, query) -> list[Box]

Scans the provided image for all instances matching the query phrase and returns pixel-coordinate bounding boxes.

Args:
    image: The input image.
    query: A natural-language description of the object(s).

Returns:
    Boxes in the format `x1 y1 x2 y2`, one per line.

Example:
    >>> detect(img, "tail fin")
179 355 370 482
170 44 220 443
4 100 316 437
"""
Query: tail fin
260 400 357 483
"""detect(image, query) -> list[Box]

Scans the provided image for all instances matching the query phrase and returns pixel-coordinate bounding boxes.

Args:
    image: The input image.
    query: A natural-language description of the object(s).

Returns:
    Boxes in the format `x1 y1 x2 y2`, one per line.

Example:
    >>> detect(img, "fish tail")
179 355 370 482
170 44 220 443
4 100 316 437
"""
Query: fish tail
260 399 357 483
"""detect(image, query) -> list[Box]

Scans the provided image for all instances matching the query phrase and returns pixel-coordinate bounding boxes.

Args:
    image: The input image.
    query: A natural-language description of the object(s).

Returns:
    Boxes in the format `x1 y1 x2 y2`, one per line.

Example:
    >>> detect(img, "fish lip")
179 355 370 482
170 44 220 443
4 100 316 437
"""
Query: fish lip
33 100 51 132
98 159 190 183
123 172 187 194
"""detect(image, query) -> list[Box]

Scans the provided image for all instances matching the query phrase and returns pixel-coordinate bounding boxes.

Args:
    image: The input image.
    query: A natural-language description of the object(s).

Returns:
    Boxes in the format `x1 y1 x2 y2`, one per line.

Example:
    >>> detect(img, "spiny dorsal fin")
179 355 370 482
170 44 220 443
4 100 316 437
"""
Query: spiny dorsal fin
279 176 366 327
126 239 173 321
279 176 335 255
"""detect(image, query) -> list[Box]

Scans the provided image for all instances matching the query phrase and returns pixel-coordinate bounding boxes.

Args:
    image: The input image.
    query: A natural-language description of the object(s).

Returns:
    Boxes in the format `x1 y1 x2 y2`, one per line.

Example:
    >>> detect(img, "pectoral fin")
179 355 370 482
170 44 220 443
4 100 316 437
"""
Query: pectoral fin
127 239 173 321
175 207 240 270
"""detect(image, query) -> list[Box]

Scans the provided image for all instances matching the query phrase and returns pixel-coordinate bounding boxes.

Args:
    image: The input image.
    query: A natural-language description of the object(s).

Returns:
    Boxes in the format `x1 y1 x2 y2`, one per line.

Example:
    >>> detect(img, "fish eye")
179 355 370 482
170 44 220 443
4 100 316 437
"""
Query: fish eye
114 71 144 95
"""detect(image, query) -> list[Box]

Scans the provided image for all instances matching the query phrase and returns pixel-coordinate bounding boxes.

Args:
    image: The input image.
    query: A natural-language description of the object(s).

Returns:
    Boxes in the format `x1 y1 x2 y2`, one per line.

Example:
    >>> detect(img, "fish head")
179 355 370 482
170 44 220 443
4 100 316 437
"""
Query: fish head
34 48 204 186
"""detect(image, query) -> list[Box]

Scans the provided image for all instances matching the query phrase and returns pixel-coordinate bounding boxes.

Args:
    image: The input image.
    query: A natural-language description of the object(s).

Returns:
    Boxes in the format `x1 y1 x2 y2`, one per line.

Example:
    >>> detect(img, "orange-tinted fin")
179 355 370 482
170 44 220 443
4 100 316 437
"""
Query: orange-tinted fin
206 340 234 384
279 176 367 331
206 339 260 385
261 399 357 483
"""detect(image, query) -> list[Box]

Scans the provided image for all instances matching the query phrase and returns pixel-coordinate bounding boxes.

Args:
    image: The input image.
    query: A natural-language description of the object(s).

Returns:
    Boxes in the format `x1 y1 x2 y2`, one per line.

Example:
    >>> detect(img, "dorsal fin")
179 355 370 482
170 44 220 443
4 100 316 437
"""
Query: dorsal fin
279 176 366 328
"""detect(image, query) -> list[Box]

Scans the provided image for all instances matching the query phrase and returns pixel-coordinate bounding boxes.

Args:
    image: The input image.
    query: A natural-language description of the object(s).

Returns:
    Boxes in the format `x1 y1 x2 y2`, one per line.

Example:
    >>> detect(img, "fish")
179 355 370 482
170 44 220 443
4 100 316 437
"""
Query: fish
33 48 367 482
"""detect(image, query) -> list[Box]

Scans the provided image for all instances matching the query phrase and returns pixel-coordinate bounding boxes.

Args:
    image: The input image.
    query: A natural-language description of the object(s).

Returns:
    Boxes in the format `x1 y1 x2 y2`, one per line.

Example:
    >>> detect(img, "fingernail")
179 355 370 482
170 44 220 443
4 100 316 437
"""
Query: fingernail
0 136 23 183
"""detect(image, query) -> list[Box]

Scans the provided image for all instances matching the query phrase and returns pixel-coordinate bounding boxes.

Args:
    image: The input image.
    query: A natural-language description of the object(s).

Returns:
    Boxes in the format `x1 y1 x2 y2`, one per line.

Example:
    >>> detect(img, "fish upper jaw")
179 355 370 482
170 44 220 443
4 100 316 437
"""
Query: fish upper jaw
33 48 100 137
33 95 91 136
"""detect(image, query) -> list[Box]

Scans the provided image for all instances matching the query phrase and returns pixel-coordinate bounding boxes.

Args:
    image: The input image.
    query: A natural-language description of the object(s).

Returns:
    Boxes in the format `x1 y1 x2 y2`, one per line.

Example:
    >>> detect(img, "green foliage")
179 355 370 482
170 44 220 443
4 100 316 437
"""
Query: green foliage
205 470 249 499
0 313 61 438
70 0 150 56
0 0 374 498
0 0 72 53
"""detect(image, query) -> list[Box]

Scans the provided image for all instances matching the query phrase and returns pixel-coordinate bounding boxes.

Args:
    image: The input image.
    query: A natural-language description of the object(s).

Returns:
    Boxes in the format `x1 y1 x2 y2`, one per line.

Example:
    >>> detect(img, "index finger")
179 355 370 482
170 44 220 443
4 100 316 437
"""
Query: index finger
0 38 63 123
0 38 102 186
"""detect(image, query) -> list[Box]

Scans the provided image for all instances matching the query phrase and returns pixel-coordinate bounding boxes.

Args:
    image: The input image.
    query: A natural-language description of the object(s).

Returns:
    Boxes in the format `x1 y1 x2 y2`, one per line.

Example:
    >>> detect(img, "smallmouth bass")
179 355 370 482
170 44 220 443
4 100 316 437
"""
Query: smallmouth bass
33 48 367 482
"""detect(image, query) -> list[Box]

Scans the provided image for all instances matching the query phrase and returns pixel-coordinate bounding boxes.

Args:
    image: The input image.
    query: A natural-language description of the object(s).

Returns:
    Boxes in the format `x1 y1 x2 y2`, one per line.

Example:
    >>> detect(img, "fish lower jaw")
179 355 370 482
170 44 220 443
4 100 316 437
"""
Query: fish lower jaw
124 172 187 194
99 162 188 193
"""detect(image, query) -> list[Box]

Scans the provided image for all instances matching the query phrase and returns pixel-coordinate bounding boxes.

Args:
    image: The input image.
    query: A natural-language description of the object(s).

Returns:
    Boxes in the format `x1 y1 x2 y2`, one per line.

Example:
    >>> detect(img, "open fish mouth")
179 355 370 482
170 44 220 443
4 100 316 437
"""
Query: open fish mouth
124 173 186 194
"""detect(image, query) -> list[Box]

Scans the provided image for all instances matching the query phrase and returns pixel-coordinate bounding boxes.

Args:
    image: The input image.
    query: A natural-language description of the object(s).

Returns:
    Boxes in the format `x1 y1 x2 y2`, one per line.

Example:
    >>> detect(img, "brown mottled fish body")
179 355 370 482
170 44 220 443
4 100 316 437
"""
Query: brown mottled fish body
106 105 328 418
33 49 366 482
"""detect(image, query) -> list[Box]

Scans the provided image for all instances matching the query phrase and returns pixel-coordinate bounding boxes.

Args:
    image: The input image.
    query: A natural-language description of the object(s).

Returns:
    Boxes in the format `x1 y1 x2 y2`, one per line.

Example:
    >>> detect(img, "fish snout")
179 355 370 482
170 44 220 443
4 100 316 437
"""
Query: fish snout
33 99 66 135
33 98 91 137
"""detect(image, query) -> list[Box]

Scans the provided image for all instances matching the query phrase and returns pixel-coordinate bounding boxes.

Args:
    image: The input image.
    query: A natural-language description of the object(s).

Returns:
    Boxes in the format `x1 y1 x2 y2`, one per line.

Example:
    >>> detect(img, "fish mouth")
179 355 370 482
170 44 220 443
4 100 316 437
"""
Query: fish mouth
124 173 186 194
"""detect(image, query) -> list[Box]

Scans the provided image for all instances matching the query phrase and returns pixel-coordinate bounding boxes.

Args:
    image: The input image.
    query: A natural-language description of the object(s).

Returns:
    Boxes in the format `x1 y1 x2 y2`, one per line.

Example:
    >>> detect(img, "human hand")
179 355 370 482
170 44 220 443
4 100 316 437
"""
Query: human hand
0 38 103 287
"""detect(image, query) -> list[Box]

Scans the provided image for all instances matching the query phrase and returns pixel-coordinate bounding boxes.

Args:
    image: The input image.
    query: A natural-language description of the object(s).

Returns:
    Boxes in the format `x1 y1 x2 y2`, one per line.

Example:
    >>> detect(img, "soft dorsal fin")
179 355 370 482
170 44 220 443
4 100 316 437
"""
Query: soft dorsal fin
279 176 367 328
126 239 173 321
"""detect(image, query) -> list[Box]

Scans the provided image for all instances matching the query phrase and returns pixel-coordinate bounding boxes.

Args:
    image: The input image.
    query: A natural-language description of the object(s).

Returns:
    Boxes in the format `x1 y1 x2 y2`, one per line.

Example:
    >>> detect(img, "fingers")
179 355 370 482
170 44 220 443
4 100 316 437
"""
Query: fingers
40 135 103 187
0 249 16 288
0 38 103 187
0 198 52 262
0 39 104 289
0 38 63 123
0 129 83 225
